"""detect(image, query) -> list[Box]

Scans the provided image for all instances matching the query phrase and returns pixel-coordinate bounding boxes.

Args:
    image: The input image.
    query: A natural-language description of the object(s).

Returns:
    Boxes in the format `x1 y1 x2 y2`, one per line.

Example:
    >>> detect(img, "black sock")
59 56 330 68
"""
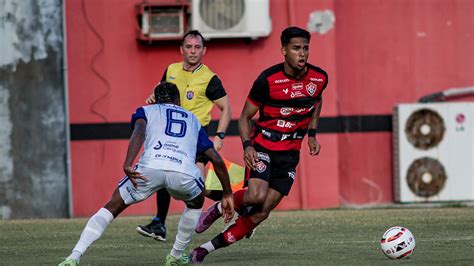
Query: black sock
210 233 229 250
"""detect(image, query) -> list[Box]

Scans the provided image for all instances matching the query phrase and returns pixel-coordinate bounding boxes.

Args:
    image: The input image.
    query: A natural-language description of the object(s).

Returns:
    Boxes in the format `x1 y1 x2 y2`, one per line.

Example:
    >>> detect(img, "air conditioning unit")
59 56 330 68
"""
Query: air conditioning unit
136 2 189 41
191 0 271 39
393 102 474 202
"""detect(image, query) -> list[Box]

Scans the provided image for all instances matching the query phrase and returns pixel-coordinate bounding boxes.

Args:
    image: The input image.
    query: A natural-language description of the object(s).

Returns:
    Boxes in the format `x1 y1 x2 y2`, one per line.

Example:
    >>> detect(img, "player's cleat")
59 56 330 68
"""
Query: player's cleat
164 253 189 266
58 258 78 266
189 247 209 264
195 202 221 233
136 219 167 241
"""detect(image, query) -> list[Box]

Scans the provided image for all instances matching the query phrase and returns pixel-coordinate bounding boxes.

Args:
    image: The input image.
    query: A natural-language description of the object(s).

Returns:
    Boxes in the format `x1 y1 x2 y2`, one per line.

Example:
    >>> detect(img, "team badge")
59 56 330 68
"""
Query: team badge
255 161 267 173
306 82 317 96
186 91 194 100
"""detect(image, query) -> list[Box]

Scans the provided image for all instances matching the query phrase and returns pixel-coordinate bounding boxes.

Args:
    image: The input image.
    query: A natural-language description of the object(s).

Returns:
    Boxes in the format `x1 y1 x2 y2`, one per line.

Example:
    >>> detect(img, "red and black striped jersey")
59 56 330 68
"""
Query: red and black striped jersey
247 63 328 151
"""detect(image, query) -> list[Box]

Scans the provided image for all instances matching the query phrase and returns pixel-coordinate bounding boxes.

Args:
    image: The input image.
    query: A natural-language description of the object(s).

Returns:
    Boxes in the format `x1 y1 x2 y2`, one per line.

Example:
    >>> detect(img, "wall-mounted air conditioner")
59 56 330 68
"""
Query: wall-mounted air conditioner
136 1 189 41
192 0 271 39
393 103 474 203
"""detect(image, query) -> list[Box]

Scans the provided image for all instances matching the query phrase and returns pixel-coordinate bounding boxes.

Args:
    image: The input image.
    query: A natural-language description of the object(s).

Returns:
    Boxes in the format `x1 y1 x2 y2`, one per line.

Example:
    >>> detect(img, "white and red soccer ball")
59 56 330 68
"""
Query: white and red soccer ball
380 226 416 259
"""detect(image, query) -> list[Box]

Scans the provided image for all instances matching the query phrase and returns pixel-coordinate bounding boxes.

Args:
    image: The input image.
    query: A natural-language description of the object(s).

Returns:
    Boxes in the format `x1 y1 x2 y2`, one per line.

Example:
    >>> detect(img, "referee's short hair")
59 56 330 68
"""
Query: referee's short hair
182 30 205 46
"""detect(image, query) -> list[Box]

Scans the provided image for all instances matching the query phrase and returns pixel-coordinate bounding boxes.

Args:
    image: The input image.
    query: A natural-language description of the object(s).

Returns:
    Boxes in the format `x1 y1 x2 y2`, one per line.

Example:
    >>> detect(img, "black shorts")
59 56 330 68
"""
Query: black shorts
244 143 300 196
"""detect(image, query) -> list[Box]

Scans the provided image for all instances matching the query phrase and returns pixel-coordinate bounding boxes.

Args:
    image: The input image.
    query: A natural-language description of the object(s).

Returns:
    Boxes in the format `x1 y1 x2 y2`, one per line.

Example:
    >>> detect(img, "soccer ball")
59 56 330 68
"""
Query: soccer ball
380 226 416 259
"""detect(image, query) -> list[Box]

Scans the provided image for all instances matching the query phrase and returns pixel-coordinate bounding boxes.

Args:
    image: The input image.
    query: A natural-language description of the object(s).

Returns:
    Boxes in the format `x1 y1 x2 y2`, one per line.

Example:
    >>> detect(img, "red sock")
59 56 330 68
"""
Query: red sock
233 188 247 211
222 216 257 245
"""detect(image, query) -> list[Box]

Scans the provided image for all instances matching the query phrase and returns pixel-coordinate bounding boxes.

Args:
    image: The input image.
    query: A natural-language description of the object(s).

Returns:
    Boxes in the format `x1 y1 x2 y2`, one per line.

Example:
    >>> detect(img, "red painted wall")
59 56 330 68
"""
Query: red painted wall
66 0 474 216
335 0 474 204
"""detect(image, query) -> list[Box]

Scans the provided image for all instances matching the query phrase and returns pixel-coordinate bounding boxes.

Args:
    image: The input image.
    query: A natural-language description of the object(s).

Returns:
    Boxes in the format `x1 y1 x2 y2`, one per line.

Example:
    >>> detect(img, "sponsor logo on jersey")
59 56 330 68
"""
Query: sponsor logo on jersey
257 152 270 163
153 141 162 150
292 83 304 90
186 91 194 100
280 107 293 115
310 77 323 82
169 76 176 80
275 78 290 84
290 91 304 98
277 120 296 128
288 171 295 179
306 82 317 96
261 129 272 138
255 161 267 173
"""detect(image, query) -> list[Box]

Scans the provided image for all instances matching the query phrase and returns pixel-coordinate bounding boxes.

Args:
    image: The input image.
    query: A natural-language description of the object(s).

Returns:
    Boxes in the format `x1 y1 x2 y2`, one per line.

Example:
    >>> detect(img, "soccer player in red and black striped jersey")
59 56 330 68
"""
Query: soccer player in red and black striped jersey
189 26 328 263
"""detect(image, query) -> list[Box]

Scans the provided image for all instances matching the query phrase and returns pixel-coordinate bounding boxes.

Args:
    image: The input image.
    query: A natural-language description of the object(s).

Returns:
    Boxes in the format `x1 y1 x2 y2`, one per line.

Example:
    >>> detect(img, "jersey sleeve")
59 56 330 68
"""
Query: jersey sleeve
196 127 214 153
205 75 227 101
131 107 147 130
248 71 269 106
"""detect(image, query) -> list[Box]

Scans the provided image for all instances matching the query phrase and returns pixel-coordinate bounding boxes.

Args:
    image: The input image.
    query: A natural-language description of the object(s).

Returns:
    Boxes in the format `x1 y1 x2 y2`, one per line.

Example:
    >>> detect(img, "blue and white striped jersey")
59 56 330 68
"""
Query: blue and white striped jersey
131 103 213 179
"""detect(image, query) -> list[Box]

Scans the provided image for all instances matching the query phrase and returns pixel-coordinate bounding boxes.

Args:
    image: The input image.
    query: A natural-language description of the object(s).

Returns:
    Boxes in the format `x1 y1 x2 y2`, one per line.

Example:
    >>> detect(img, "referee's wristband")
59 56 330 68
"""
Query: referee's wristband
242 140 253 149
308 129 317 137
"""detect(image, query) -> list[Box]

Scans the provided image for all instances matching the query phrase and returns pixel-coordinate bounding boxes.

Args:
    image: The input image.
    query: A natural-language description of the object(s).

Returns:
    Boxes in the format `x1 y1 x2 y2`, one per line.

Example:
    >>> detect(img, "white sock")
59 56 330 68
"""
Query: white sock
200 241 216 253
170 207 201 258
67 208 114 261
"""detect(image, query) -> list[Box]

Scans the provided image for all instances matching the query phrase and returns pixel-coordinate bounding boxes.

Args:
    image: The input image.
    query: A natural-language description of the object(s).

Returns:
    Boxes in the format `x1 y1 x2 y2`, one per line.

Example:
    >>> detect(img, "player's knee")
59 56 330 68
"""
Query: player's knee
246 189 266 205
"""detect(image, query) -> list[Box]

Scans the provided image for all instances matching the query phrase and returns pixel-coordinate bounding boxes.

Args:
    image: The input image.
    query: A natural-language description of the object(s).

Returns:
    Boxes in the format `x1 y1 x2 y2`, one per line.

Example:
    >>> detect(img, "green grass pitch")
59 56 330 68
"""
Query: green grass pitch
1 207 473 265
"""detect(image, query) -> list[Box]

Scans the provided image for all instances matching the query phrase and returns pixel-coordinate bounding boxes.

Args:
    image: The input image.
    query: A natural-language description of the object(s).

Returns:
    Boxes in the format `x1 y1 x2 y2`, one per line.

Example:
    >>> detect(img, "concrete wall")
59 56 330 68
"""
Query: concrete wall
0 0 68 219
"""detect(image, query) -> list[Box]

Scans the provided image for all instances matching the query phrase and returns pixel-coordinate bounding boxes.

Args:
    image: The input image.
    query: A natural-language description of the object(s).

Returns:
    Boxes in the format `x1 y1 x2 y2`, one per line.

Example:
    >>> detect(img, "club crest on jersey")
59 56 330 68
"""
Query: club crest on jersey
306 82 317 96
186 91 194 100
255 161 267 173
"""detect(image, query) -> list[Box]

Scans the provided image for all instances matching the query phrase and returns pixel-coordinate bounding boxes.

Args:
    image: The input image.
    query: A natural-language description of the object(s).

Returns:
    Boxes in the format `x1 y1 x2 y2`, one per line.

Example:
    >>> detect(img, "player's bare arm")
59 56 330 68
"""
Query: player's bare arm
212 95 231 151
308 97 323 156
238 100 259 170
204 148 234 223
123 118 148 187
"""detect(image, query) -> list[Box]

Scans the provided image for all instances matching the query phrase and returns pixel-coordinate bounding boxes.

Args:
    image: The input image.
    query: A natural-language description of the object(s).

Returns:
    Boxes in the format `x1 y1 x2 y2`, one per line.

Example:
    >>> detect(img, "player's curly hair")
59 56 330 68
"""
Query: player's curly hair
281 26 310 46
154 81 180 104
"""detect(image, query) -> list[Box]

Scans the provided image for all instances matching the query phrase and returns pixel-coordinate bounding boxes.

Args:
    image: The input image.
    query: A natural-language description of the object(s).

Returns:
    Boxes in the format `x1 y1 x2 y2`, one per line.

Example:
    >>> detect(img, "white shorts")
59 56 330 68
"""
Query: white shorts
118 165 205 205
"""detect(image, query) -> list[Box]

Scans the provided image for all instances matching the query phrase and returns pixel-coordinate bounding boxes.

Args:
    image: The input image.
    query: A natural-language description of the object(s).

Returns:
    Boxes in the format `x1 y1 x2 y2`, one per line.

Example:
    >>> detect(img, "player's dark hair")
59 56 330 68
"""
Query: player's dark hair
182 30 205 46
280 26 311 46
154 82 180 104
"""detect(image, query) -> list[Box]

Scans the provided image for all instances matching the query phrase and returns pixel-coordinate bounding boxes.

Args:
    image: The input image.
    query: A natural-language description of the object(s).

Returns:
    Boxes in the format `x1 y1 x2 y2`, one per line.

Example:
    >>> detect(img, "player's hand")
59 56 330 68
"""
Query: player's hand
244 146 258 170
145 93 156 104
123 165 148 188
220 194 234 224
213 136 223 151
308 137 321 156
